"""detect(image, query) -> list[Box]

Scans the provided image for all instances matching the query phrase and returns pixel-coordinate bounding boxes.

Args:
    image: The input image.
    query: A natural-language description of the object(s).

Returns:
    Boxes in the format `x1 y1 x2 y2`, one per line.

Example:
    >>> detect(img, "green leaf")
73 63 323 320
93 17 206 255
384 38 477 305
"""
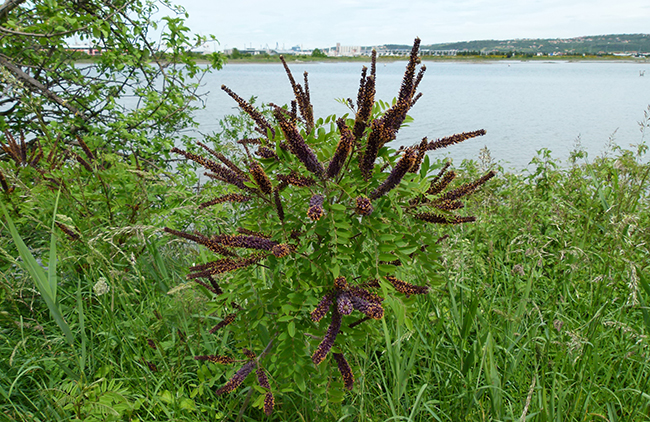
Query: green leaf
1 196 74 346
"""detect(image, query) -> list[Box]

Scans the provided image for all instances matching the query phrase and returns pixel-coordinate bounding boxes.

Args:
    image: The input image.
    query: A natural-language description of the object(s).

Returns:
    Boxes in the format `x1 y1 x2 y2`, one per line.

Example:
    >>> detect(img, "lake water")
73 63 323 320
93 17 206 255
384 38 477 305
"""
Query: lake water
192 60 650 171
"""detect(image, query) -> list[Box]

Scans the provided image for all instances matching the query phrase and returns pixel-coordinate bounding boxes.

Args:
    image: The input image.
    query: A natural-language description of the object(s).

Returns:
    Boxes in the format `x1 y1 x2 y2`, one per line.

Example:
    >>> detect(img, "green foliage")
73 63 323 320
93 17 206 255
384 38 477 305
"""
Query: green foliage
165 39 494 416
311 48 327 58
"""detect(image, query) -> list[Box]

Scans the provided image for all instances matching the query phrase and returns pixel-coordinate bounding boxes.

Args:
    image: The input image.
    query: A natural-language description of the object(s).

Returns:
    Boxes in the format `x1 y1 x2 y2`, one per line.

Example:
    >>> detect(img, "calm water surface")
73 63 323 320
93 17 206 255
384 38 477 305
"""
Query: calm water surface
193 60 649 171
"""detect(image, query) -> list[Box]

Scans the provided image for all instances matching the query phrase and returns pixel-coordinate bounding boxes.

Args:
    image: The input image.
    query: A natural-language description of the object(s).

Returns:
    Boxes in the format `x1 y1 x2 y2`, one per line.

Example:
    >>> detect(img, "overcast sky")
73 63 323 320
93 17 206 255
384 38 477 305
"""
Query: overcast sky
175 0 650 51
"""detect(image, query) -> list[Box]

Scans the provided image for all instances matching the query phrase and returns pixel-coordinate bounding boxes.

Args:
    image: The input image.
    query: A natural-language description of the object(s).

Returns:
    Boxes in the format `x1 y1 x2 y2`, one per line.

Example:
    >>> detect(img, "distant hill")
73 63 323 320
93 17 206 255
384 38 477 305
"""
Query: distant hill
382 34 650 55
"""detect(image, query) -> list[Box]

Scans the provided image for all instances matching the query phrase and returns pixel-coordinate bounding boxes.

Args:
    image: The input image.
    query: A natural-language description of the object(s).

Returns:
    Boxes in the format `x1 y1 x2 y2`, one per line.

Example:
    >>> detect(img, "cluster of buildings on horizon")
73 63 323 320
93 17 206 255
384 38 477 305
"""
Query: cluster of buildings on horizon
66 36 650 58
221 43 458 57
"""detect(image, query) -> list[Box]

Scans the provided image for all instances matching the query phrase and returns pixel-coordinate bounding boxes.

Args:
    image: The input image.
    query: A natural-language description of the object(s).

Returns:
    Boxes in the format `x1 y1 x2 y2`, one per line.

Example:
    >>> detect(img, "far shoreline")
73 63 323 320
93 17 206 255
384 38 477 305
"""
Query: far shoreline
202 55 649 65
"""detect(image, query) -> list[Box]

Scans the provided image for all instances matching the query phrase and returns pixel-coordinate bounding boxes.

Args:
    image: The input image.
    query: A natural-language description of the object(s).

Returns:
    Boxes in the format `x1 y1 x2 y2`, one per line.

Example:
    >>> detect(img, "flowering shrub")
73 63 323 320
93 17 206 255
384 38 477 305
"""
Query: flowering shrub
165 38 494 415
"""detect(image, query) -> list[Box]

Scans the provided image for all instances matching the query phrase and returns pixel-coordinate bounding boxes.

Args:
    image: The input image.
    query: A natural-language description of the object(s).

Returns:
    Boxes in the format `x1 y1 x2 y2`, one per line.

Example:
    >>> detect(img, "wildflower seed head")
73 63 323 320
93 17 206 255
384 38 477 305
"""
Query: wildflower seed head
272 243 292 258
312 310 342 365
307 194 325 221
386 276 429 296
215 360 256 395
194 355 235 364
337 293 354 315
256 367 270 389
350 296 384 319
264 391 275 416
311 294 334 322
249 161 273 194
369 148 418 200
334 276 348 290
333 352 354 390
355 196 373 216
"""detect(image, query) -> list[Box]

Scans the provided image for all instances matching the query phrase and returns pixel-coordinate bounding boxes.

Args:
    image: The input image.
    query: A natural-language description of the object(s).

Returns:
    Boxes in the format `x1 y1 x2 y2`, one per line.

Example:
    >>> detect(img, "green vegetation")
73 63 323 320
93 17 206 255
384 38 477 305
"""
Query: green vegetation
422 33 650 56
1 2 649 419
2 114 649 420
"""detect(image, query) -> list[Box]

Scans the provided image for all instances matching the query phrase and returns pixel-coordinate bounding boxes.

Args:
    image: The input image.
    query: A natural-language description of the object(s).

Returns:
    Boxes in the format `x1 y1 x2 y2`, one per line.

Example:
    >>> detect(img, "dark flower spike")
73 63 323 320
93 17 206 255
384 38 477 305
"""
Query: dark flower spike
337 293 354 315
172 147 249 191
327 118 355 179
355 196 373 216
398 38 421 104
73 152 93 172
0 170 13 193
334 276 349 290
386 275 429 296
249 161 273 194
163 227 238 257
206 275 224 295
427 170 456 196
256 367 270 389
431 199 465 211
242 348 256 359
307 194 325 221
413 213 476 225
426 129 487 152
273 188 285 221
76 135 95 162
354 74 376 142
360 119 392 179
209 313 237 333
408 137 429 173
187 253 266 279
440 171 496 201
193 278 220 295
272 243 292 258
412 65 426 96
302 71 315 128
429 161 452 185
213 234 278 251
359 278 381 289
350 296 384 320
369 148 418 200
199 193 250 210
355 66 368 109
277 171 316 187
55 222 80 241
194 354 236 364
373 39 421 138
264 392 275 416
333 353 354 390
348 285 384 304
238 138 263 146
311 293 334 322
279 56 314 130
215 360 256 396
237 227 270 238
221 85 275 137
273 108 325 177
370 49 377 79
0 130 26 165
197 141 248 179
411 92 423 108
312 310 342 365
256 146 278 160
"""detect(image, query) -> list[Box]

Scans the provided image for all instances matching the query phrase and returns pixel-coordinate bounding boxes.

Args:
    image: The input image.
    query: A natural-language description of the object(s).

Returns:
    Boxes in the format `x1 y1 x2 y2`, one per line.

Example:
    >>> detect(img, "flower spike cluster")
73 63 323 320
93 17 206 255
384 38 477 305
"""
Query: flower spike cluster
165 38 495 415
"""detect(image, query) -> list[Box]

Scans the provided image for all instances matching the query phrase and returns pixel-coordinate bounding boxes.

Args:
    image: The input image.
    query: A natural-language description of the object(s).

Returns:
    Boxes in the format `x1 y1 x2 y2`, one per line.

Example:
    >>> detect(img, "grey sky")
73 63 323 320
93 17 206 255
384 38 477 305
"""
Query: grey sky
177 0 650 50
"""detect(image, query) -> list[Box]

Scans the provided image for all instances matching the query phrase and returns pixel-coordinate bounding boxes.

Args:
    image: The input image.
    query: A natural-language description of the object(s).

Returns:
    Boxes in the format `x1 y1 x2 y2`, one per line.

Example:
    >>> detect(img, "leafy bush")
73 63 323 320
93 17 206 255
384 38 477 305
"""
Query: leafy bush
165 38 494 415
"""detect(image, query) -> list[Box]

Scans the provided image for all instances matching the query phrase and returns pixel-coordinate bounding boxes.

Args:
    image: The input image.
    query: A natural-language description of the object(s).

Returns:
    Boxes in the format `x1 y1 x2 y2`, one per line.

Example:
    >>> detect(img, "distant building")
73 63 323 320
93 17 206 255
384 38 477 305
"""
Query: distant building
327 43 362 57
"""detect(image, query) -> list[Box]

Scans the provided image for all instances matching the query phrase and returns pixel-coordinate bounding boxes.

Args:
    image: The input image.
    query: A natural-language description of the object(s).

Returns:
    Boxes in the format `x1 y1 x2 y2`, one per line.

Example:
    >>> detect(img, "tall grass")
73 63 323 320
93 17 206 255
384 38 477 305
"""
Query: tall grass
1 138 649 421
